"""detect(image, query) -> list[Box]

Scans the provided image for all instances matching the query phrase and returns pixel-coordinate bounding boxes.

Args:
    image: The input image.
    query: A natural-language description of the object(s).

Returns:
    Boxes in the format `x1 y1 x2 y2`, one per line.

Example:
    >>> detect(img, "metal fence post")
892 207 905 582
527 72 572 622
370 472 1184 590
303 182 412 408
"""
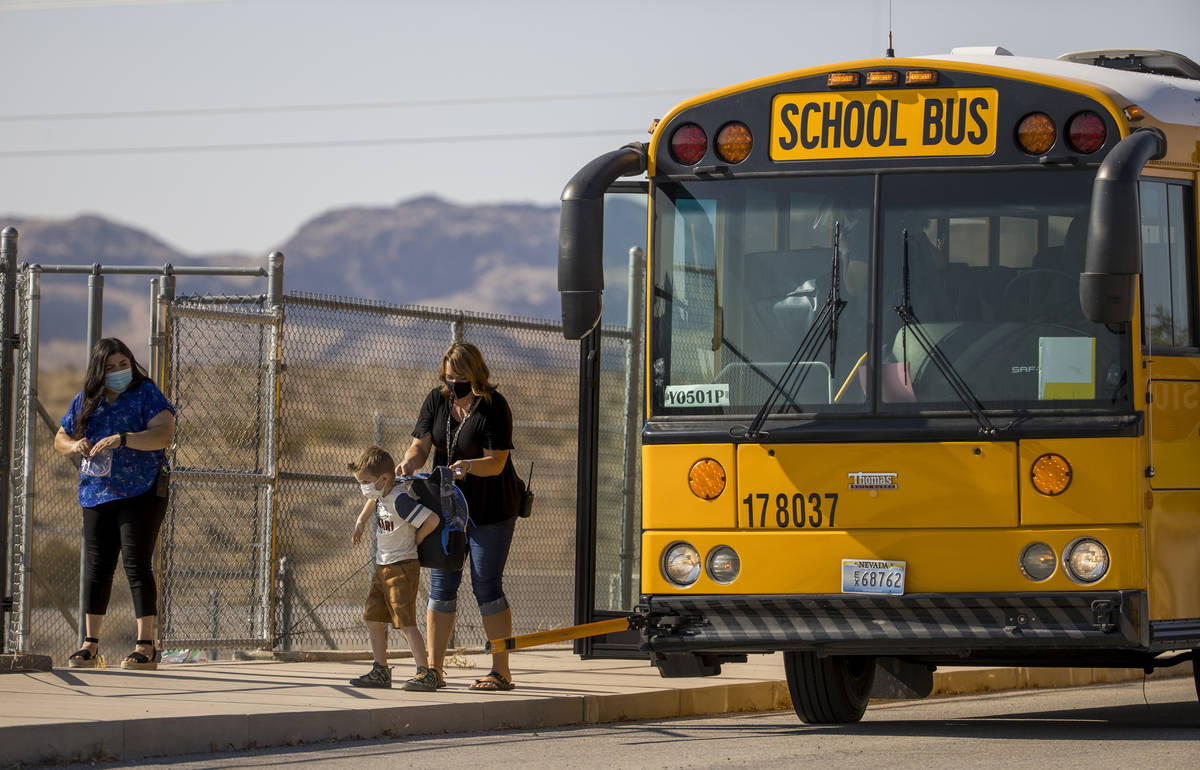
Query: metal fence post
148 278 159 384
85 264 103 356
15 267 40 652
0 228 18 651
619 246 644 609
261 252 284 645
159 267 176 392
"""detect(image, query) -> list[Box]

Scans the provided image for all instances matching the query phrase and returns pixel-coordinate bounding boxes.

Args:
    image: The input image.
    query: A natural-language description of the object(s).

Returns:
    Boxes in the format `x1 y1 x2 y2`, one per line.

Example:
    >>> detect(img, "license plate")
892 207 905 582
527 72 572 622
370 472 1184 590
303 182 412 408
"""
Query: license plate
841 559 906 595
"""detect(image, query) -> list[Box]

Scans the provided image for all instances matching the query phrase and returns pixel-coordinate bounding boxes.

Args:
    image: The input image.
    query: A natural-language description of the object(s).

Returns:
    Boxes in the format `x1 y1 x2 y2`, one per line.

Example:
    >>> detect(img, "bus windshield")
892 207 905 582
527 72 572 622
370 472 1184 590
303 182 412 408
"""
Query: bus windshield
649 169 1130 418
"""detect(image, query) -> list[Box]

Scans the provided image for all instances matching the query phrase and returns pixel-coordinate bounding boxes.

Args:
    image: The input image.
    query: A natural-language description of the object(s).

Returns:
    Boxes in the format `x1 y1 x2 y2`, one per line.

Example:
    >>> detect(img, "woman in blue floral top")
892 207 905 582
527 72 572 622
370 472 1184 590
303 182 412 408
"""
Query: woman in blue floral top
54 338 176 670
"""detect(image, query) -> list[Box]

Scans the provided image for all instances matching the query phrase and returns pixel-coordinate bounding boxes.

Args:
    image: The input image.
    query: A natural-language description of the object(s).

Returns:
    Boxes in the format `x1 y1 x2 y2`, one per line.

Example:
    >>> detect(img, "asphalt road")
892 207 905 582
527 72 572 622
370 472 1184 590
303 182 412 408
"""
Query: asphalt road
67 676 1199 769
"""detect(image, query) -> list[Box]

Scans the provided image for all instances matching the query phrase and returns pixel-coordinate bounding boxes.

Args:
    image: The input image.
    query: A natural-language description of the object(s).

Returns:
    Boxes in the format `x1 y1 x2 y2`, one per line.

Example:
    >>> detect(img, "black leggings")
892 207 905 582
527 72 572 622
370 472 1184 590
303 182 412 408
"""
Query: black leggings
81 485 169 618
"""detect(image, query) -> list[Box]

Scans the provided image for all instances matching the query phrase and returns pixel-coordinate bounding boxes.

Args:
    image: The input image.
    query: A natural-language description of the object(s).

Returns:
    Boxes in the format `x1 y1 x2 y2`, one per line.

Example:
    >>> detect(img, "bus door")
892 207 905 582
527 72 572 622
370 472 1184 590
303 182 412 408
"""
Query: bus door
573 182 649 658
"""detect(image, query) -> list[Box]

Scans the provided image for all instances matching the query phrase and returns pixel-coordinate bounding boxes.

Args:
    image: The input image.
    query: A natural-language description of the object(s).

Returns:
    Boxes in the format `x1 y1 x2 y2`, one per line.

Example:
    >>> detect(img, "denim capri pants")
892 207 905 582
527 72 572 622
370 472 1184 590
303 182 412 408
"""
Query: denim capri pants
428 515 516 616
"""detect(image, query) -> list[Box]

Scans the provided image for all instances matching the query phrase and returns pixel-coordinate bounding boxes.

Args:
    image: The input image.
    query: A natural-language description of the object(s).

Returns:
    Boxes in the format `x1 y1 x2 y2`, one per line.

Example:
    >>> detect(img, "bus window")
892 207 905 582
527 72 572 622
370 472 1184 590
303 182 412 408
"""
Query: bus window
997 217 1038 268
1140 180 1196 350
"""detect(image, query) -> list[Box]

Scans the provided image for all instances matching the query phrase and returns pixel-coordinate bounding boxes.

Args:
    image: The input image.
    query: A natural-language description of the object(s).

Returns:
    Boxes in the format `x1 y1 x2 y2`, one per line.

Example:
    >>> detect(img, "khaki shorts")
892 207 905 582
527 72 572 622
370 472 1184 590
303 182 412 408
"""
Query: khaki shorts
363 560 420 628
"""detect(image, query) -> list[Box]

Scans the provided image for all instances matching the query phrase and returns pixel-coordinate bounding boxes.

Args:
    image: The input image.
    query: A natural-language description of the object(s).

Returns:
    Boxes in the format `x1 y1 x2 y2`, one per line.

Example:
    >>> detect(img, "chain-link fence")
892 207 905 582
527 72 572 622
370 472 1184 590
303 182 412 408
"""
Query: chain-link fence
261 292 639 652
4 272 642 662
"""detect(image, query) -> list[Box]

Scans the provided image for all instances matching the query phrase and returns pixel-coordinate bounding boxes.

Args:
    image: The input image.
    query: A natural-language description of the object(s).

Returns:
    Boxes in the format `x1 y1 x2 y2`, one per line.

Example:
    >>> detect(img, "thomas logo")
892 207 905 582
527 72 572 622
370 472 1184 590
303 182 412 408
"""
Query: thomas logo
848 472 898 490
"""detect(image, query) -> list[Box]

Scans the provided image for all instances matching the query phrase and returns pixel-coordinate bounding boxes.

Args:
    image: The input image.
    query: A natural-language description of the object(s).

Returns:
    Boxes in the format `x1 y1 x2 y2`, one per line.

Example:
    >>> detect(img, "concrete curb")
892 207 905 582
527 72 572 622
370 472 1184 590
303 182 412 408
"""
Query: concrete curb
1 660 1193 766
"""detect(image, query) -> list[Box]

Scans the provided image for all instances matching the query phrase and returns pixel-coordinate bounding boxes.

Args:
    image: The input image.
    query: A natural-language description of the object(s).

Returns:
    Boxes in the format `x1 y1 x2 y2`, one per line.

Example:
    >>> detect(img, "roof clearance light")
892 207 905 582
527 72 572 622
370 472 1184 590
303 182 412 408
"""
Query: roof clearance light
827 71 861 88
1067 111 1107 153
1016 112 1056 155
905 69 939 85
1123 105 1146 121
670 123 708 165
688 458 727 500
715 122 753 164
1031 453 1072 496
865 70 899 86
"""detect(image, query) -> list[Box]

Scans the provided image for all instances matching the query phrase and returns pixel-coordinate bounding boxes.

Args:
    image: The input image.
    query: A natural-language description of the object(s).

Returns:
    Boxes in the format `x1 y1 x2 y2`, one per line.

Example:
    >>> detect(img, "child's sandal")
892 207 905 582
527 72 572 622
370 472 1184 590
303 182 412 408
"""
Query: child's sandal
68 637 101 668
121 640 159 670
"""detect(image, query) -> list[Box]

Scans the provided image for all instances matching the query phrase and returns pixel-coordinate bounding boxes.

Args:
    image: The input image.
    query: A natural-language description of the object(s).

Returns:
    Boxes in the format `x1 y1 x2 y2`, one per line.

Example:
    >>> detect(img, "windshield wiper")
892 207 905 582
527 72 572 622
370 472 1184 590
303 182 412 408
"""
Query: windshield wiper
742 221 847 439
893 229 1004 437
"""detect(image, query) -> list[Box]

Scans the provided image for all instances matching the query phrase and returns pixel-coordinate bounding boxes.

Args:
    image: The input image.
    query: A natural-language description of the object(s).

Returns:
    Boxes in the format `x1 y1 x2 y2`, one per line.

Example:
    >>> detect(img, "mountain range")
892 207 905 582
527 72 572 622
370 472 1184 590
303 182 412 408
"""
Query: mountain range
2 195 646 365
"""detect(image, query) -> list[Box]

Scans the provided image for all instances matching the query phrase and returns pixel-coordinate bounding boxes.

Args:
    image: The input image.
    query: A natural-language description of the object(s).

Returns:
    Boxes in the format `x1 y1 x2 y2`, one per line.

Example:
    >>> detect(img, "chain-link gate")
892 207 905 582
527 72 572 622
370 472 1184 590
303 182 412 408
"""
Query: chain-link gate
158 297 282 649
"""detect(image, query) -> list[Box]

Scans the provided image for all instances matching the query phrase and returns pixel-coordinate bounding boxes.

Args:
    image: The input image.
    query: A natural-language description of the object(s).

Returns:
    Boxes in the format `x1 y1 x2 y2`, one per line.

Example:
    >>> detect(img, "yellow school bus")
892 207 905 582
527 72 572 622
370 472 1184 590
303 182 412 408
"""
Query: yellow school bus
557 47 1200 722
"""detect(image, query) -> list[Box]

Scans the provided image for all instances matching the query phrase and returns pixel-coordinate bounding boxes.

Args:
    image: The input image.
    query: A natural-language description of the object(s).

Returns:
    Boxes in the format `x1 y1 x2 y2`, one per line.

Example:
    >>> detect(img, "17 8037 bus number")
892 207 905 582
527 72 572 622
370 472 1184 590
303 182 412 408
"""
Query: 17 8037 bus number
742 492 838 528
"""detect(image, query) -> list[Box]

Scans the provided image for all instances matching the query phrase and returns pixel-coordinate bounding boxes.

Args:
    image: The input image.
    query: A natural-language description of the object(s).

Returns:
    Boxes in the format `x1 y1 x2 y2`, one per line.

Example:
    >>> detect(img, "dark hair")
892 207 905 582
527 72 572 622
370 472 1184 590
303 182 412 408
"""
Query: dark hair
72 338 150 439
438 341 496 404
348 445 395 477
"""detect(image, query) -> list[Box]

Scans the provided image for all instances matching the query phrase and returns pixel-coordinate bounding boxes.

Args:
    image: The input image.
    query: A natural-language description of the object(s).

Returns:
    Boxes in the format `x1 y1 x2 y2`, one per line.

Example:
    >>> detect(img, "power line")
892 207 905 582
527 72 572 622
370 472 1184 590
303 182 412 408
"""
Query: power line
0 88 698 122
0 128 645 158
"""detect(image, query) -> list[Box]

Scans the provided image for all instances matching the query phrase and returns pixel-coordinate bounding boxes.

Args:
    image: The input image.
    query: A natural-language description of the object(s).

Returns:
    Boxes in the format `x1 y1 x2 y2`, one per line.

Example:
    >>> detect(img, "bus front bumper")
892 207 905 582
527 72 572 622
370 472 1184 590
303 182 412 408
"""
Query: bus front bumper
640 591 1149 656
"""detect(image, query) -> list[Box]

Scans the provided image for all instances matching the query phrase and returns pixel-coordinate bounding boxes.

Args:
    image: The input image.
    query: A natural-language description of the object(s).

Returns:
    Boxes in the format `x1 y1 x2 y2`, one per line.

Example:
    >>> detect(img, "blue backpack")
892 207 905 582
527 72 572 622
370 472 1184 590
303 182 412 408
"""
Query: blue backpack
407 466 468 571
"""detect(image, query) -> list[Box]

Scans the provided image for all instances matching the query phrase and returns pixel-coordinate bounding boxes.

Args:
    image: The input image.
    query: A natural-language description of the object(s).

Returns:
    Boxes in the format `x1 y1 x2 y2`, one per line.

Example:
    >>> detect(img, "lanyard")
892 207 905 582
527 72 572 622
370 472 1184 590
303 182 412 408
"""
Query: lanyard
445 396 478 465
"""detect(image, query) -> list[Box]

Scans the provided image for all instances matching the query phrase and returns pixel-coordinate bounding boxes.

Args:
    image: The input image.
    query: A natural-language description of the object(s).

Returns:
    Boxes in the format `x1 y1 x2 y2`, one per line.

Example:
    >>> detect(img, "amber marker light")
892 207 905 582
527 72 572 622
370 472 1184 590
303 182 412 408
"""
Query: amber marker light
1031 453 1072 496
1123 105 1146 121
865 70 899 86
688 458 726 500
1016 112 1056 155
715 122 753 163
827 71 861 88
904 69 939 85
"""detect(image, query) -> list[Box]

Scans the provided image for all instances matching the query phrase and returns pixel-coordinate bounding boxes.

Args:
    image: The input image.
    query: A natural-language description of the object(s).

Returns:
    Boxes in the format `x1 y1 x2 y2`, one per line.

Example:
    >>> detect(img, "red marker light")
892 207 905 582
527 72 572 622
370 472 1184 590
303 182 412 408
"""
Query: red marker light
1067 111 1106 154
670 123 708 165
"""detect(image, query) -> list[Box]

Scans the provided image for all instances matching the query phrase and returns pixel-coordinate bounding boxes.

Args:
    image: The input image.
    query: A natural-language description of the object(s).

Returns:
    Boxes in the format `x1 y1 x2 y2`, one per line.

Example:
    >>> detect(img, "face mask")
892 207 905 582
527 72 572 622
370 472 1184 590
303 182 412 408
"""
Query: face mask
450 380 473 399
105 368 133 393
360 481 384 499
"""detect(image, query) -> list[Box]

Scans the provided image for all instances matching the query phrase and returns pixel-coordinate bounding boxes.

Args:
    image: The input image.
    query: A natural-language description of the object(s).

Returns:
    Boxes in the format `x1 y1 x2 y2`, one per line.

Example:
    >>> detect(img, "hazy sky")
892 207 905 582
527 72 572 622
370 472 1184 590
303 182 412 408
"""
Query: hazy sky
3 0 1198 256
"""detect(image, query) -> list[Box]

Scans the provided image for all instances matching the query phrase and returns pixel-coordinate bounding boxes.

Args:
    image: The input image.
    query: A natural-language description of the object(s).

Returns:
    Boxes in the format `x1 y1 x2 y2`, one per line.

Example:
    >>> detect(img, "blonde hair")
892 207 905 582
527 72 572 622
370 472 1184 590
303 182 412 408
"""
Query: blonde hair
347 445 394 477
438 341 496 404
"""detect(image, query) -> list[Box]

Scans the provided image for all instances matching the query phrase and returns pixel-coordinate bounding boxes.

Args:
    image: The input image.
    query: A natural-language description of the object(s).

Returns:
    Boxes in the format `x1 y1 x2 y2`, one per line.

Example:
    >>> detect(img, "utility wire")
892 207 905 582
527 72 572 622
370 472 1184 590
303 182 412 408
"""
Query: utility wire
0 88 699 122
0 128 644 158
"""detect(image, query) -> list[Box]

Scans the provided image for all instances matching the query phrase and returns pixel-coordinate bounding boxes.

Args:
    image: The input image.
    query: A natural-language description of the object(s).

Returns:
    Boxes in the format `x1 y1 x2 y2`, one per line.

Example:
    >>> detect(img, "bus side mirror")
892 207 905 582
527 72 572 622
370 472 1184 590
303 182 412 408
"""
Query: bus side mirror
558 144 647 340
1080 129 1166 324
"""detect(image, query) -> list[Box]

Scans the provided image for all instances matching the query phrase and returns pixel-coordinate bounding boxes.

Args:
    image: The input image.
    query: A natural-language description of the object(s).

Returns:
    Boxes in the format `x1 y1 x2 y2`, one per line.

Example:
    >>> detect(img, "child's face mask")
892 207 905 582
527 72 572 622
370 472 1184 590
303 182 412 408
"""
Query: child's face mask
360 476 386 499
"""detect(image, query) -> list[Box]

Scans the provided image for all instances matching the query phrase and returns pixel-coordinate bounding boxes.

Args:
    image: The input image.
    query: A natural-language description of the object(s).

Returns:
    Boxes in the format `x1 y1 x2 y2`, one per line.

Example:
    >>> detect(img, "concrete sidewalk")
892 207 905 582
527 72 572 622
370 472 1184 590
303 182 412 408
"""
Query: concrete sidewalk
0 649 1192 766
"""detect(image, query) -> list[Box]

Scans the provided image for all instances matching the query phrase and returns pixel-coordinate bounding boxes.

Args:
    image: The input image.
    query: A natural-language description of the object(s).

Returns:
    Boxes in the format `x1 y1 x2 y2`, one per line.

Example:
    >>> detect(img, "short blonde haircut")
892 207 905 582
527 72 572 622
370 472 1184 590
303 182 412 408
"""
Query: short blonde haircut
348 445 394 477
438 341 496 403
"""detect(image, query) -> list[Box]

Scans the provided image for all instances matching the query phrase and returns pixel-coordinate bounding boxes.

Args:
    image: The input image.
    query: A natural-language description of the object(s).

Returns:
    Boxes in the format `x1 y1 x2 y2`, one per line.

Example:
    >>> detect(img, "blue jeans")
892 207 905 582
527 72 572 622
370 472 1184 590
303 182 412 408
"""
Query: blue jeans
428 515 516 617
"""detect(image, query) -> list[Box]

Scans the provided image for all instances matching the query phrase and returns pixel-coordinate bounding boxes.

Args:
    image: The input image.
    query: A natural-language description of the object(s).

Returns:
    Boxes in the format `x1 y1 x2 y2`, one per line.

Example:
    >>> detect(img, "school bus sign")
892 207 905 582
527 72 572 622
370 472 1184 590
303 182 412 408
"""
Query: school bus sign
770 88 998 160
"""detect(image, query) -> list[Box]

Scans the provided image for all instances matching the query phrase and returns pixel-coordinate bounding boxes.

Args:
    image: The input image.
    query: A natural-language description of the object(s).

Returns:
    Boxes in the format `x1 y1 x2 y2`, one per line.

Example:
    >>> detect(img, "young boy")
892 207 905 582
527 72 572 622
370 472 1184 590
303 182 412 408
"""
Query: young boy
348 446 440 691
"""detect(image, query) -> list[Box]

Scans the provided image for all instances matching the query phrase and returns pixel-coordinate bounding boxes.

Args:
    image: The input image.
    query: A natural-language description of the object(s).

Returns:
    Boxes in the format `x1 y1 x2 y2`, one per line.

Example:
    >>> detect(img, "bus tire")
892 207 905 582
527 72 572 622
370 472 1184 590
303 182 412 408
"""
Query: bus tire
784 651 876 724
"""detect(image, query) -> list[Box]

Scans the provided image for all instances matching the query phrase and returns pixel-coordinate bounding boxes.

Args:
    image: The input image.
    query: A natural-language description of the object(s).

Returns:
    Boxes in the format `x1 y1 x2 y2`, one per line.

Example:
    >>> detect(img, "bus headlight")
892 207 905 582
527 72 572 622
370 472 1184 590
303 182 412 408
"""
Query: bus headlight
706 546 740 584
1018 542 1056 581
1063 538 1109 584
662 542 702 586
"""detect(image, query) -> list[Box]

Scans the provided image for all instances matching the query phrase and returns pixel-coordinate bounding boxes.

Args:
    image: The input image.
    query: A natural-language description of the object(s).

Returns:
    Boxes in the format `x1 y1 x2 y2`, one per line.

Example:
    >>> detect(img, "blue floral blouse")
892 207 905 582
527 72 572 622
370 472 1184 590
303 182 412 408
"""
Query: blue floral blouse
60 379 175 507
